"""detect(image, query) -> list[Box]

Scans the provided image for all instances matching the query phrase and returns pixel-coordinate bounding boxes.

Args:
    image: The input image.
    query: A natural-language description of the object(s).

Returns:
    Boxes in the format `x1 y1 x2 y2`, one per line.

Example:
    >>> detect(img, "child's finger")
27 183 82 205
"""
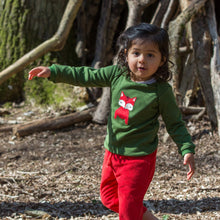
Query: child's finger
28 72 35 80
183 153 195 180
28 68 41 80
187 163 194 180
28 67 49 80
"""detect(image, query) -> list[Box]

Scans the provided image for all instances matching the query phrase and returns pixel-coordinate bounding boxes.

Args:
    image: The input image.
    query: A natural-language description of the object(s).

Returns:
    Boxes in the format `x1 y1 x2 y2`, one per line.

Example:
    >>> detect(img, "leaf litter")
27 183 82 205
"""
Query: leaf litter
0 108 219 219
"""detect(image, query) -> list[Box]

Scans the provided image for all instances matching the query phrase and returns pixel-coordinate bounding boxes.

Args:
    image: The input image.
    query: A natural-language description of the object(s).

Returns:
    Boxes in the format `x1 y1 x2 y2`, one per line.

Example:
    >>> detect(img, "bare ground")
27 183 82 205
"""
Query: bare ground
0 106 219 220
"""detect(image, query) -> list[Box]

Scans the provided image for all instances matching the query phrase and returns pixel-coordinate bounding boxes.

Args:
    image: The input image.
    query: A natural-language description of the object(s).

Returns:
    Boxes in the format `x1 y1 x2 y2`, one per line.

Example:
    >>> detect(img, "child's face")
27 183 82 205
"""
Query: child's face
126 39 164 81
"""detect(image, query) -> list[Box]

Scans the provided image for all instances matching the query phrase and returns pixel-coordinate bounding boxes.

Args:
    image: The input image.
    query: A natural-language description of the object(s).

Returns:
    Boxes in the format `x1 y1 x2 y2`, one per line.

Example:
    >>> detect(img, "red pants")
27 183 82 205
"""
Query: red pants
100 149 157 220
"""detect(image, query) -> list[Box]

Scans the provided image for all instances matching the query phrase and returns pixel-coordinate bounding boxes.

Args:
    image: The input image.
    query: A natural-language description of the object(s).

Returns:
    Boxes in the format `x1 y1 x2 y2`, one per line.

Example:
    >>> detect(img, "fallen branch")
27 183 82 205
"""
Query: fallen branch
24 210 52 219
0 125 13 133
0 194 19 199
52 166 78 179
13 108 95 137
0 177 18 184
180 106 206 121
180 106 205 115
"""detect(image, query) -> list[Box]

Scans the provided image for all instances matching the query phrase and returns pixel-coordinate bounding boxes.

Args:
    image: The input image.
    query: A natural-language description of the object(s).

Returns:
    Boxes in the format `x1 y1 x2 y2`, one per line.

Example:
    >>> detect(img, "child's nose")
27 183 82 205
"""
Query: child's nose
138 54 145 63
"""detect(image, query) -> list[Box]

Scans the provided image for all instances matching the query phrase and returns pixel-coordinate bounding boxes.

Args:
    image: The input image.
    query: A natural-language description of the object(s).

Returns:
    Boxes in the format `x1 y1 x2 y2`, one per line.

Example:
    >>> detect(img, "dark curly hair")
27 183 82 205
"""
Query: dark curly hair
116 23 172 82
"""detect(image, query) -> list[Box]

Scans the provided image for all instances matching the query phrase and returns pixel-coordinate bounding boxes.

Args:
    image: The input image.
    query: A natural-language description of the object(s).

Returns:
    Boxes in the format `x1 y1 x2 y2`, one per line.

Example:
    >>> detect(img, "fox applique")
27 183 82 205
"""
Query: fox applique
114 91 137 125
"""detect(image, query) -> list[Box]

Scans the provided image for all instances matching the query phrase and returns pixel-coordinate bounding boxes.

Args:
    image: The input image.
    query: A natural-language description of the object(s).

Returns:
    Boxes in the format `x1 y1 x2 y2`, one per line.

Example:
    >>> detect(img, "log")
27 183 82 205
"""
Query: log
12 108 95 137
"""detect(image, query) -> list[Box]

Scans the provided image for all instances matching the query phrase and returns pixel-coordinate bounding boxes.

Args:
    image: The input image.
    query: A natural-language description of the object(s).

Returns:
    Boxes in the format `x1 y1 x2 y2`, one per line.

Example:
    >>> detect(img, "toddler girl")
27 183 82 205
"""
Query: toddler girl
29 23 195 220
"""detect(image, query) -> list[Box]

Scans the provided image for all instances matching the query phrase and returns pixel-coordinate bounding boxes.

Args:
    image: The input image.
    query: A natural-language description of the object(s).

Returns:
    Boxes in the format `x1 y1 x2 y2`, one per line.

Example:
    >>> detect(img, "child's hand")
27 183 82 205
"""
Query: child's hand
183 153 195 180
28 66 51 80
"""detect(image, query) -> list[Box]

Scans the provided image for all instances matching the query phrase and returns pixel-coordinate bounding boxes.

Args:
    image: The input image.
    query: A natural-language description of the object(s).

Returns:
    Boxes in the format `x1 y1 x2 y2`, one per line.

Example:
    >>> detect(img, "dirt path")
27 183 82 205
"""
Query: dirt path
0 108 219 219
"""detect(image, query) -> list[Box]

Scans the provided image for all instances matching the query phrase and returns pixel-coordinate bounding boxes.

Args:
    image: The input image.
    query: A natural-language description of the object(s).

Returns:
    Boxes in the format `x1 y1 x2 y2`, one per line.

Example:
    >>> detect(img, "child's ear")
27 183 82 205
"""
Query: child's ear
160 56 166 66
124 49 128 61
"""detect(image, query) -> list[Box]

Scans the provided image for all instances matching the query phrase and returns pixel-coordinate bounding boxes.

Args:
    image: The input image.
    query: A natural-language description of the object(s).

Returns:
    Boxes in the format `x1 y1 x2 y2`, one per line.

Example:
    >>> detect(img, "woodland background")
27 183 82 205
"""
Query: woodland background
0 0 219 130
0 0 219 219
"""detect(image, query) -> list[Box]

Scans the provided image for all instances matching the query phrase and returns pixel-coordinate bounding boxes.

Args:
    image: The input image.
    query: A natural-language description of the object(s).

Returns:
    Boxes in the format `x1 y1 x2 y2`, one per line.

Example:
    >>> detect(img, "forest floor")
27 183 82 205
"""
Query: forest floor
0 105 219 220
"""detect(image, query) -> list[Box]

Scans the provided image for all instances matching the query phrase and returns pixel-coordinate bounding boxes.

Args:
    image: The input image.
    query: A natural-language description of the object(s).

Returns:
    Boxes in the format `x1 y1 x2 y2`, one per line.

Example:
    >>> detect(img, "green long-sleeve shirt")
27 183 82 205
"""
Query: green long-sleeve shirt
49 64 195 156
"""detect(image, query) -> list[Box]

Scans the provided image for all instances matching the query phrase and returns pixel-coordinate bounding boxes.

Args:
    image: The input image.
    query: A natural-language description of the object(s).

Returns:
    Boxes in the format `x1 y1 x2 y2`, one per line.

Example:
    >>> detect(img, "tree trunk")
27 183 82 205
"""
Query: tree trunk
160 0 178 29
191 14 217 128
177 0 197 107
91 0 112 124
75 0 101 65
126 0 157 28
168 0 208 99
206 0 220 132
151 0 172 27
0 0 28 103
93 0 126 124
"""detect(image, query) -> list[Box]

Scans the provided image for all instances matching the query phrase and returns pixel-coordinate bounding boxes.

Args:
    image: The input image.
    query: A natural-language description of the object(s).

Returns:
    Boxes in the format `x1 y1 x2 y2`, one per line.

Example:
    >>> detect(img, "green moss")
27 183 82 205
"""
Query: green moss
24 62 86 110
2 102 13 109
25 79 86 110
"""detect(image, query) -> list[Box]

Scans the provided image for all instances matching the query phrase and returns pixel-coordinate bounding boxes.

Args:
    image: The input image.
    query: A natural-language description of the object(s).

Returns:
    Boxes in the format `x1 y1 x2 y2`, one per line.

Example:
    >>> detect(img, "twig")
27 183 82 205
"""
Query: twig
16 171 40 175
0 194 19 198
52 166 78 178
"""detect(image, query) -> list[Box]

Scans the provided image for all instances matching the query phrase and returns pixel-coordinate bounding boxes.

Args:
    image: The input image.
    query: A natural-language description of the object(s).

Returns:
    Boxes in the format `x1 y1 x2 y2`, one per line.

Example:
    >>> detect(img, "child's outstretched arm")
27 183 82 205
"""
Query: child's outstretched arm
28 66 51 80
183 153 195 180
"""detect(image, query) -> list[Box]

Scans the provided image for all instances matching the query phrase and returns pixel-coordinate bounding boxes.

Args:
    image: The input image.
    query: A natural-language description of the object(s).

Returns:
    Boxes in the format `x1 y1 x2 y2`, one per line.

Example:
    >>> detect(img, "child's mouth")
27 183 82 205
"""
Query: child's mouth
138 67 145 71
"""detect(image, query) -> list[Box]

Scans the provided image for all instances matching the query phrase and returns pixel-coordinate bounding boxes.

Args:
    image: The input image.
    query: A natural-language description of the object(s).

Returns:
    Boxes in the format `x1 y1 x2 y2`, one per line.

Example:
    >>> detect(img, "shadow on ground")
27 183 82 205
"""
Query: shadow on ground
0 197 219 218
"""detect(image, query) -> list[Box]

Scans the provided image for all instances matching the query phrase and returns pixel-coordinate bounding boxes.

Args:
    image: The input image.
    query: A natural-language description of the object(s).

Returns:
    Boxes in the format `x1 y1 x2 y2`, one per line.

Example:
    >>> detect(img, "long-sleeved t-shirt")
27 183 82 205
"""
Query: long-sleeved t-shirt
49 64 195 156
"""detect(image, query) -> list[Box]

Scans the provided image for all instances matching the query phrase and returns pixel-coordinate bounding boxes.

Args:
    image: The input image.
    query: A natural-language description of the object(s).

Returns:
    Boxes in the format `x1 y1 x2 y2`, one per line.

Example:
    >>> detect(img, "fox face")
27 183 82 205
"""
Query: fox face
114 91 137 125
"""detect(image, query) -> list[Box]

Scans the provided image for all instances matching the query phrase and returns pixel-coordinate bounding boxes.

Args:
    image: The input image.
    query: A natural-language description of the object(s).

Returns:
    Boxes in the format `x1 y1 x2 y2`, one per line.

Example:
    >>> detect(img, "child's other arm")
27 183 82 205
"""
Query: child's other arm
28 66 51 80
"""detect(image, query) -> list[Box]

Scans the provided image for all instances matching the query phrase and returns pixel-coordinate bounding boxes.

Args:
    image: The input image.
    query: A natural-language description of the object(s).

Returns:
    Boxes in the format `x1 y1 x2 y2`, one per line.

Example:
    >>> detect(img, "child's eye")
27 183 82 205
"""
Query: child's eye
133 52 140 56
147 53 154 58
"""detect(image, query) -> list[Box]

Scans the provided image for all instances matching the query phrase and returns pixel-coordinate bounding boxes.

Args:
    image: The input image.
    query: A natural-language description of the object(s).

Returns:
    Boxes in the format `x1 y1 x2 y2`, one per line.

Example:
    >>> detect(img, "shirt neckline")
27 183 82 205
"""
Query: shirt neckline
133 78 156 85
